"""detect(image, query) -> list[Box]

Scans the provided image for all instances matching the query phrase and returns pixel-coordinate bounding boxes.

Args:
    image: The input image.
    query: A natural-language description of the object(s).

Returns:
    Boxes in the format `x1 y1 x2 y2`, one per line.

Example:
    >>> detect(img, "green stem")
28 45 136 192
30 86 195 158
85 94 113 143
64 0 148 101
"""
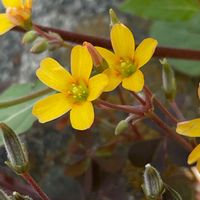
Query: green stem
0 88 52 109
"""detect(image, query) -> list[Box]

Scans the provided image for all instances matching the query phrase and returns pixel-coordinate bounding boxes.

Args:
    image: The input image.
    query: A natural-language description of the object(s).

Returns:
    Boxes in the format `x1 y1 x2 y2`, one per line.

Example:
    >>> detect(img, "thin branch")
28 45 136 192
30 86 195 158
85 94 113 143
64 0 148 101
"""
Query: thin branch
22 172 50 200
0 88 52 108
13 25 200 61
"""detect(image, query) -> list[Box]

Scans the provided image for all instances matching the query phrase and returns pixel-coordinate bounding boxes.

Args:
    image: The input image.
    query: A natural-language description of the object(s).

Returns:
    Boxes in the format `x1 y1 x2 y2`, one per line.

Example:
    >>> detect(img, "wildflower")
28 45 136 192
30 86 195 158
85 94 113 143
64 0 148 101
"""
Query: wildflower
32 45 108 130
176 84 200 137
176 84 200 171
96 23 158 92
0 0 32 35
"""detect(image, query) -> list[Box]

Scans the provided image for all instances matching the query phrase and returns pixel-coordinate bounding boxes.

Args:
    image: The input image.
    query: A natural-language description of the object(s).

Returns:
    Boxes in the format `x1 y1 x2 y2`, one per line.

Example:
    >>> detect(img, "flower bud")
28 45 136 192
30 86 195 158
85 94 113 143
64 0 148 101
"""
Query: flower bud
115 120 129 135
142 164 164 200
83 42 108 73
160 58 176 101
30 38 48 54
0 123 29 175
22 31 38 44
109 9 120 27
0 189 10 200
48 32 64 51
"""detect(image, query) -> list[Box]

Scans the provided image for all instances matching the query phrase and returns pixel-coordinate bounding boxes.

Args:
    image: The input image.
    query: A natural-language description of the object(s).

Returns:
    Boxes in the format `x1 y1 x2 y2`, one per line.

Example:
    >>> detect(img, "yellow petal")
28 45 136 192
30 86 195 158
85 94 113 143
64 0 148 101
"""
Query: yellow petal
24 0 32 9
95 46 118 69
176 118 200 137
2 0 23 8
71 45 93 81
70 101 94 130
134 38 158 69
32 93 72 123
188 144 200 165
0 14 15 35
111 23 135 59
87 74 108 101
103 68 122 92
36 57 73 92
122 70 144 92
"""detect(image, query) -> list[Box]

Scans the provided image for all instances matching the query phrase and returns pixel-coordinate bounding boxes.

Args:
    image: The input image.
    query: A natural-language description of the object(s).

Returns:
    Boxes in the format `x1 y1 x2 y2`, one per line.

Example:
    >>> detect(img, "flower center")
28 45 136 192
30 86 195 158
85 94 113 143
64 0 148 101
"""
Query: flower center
119 59 136 77
68 81 89 102
6 7 30 26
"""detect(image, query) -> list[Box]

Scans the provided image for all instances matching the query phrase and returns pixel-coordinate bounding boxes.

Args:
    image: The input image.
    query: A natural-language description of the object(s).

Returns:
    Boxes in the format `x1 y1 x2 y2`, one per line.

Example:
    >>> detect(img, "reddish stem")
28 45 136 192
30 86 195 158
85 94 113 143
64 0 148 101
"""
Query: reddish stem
148 112 193 152
14 25 200 61
22 173 50 200
97 99 145 115
144 86 178 124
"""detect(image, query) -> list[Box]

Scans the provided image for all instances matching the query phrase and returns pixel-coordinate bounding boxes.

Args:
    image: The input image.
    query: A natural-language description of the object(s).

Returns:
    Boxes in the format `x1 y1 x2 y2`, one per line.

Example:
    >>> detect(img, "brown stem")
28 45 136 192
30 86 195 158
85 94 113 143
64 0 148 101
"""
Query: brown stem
22 173 50 200
14 25 200 61
144 86 178 124
96 99 145 115
130 91 146 105
148 112 192 152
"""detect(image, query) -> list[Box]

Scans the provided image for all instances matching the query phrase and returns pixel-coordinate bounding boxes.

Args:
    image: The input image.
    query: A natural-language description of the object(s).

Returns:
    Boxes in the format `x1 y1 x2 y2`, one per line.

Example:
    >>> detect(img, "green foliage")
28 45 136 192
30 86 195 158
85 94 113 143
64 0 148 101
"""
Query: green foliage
150 13 200 76
0 82 52 144
121 0 200 21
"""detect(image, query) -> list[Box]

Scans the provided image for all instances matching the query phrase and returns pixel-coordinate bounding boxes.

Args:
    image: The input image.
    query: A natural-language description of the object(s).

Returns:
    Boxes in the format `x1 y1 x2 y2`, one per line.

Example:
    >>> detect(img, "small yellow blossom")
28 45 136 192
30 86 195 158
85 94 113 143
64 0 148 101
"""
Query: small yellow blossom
176 84 200 171
0 0 32 35
32 45 108 130
176 84 200 137
96 23 158 92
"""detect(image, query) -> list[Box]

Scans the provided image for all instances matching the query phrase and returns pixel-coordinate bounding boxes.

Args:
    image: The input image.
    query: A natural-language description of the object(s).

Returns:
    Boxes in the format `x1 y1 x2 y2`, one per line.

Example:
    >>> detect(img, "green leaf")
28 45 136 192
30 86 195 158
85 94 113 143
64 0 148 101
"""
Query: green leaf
150 13 200 76
120 0 200 21
0 81 52 141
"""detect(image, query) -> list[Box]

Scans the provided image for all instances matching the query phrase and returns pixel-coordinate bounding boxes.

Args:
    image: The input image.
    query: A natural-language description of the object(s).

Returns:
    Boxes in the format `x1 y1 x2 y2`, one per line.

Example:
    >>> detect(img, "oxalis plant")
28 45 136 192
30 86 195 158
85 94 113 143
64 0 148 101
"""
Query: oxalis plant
0 0 200 199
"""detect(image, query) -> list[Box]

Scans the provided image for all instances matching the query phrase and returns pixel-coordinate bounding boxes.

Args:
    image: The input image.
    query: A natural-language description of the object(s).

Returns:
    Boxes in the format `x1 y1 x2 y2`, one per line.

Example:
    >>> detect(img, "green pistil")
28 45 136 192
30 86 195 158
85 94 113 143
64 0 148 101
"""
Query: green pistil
119 59 136 77
68 81 89 102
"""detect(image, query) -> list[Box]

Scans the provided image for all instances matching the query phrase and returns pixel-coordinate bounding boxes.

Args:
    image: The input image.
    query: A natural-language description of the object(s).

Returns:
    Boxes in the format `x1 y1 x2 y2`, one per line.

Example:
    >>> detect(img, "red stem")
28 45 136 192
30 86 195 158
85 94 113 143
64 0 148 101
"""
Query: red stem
97 99 145 115
14 25 200 61
148 112 193 152
22 173 50 200
144 86 178 124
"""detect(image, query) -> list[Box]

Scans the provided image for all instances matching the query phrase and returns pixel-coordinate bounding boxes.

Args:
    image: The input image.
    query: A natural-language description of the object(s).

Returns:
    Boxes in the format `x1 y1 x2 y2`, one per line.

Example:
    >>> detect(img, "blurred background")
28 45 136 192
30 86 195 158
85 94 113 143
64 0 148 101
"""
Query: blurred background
0 0 200 199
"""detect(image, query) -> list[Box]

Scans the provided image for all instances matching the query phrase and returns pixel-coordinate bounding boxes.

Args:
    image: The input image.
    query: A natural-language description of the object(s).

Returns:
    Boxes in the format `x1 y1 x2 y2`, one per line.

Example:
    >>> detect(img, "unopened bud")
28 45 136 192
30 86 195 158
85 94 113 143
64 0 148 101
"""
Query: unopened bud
48 32 64 51
30 38 48 54
115 120 129 135
109 9 120 27
0 123 29 174
0 189 10 200
22 31 38 44
160 58 176 101
12 192 33 200
142 164 164 200
83 42 108 73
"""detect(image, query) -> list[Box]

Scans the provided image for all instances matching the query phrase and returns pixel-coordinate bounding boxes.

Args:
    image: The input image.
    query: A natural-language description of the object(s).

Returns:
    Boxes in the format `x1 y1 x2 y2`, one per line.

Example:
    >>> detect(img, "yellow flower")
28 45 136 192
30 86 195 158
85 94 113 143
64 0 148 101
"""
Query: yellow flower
0 0 32 35
176 84 200 137
96 23 158 92
187 144 200 172
32 45 108 130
